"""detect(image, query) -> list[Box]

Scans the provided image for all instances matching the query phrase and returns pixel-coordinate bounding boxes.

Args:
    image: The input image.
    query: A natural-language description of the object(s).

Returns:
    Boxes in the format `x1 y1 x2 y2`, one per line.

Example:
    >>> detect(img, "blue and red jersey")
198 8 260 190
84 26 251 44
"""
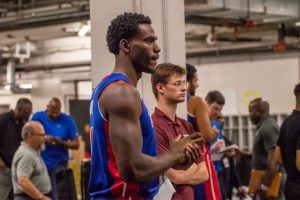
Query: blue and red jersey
89 73 159 200
187 94 222 200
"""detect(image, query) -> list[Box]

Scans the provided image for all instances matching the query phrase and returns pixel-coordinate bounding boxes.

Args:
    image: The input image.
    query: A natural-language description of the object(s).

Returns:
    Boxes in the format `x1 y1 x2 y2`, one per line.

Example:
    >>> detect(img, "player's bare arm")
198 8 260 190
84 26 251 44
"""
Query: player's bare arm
100 81 202 182
188 96 218 142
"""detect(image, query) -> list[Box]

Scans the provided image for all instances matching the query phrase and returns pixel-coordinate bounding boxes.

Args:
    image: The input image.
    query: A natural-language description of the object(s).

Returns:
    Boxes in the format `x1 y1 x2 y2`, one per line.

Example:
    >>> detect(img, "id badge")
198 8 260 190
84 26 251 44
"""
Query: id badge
223 157 230 168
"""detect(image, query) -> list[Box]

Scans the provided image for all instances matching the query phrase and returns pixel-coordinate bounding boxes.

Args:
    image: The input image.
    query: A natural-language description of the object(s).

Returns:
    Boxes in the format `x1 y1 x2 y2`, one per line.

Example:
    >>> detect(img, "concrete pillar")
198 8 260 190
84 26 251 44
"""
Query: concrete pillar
90 0 186 117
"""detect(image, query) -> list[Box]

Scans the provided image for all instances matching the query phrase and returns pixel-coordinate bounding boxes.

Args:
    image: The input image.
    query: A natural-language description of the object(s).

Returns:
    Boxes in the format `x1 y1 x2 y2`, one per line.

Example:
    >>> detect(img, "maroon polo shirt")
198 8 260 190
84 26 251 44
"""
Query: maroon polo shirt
151 107 203 200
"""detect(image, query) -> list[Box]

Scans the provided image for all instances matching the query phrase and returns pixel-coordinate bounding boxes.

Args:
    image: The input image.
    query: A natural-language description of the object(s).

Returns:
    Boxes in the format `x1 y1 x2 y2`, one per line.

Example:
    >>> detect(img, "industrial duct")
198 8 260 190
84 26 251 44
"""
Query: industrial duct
6 59 31 93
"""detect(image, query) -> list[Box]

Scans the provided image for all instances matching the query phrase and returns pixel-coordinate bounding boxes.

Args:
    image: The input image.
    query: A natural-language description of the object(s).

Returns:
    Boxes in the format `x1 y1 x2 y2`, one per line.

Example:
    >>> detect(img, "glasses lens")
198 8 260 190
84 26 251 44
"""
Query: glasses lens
175 81 188 88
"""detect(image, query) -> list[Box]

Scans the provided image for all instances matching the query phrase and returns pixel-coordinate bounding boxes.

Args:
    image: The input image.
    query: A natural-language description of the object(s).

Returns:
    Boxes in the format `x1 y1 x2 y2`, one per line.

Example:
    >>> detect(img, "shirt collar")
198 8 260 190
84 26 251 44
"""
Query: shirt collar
154 107 181 126
9 110 24 125
8 110 15 120
21 141 40 155
45 109 61 121
257 116 269 128
292 109 300 115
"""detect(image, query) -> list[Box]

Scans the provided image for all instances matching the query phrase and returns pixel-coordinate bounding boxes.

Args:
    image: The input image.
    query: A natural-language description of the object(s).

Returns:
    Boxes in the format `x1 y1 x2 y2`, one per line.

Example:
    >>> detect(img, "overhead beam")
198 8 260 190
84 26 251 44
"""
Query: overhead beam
0 9 89 32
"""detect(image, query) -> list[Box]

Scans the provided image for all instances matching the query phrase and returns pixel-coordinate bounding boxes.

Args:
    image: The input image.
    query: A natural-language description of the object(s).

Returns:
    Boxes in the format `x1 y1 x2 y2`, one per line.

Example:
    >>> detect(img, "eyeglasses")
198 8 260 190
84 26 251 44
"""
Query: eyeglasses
166 81 189 89
31 132 45 137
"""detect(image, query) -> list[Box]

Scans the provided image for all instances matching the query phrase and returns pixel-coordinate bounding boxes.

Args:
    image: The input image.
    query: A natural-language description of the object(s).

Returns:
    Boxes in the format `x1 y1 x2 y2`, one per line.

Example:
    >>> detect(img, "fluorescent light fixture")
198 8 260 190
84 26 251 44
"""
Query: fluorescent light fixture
78 24 90 37
295 22 300 27
19 83 32 89
4 85 11 90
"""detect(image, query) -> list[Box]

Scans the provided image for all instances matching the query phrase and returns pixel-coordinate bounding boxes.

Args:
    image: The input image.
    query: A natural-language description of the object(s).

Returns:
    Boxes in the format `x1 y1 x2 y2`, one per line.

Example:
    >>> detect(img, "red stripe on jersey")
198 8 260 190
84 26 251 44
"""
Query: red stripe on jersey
202 144 222 200
104 121 140 198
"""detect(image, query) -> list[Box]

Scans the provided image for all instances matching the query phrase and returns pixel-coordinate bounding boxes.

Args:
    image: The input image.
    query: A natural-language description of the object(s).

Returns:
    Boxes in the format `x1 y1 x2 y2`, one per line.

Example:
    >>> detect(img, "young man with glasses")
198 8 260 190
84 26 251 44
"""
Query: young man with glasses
12 121 51 200
151 63 208 200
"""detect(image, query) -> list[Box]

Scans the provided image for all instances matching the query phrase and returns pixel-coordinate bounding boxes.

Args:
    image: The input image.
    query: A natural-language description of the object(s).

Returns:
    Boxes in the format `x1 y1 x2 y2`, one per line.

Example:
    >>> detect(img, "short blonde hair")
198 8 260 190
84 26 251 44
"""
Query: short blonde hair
151 63 186 99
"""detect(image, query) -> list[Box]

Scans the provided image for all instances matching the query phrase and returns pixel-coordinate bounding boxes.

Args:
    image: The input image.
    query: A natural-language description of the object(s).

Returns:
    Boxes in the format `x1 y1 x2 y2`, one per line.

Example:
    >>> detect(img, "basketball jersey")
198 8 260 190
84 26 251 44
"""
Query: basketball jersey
187 94 222 200
89 73 159 200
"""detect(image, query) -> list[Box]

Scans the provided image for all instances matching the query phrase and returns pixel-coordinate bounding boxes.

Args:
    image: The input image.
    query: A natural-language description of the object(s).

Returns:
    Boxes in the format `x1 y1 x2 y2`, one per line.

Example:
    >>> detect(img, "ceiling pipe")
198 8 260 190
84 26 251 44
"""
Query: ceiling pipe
15 61 91 73
162 0 169 63
222 0 226 9
262 0 267 14
273 23 287 52
5 58 31 93
6 59 16 87
0 0 87 12
246 0 250 19
0 9 89 32
186 44 299 58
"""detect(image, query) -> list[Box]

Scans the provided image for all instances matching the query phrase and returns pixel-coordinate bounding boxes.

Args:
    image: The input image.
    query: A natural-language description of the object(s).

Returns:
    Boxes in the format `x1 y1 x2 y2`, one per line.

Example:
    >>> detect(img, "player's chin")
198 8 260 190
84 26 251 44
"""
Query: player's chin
143 67 155 74
144 64 156 74
176 98 185 103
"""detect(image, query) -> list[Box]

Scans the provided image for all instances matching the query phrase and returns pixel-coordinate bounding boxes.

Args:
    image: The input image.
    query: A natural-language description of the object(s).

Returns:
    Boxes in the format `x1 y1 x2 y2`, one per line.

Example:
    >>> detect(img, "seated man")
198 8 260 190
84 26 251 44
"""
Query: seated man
12 121 51 200
151 63 208 200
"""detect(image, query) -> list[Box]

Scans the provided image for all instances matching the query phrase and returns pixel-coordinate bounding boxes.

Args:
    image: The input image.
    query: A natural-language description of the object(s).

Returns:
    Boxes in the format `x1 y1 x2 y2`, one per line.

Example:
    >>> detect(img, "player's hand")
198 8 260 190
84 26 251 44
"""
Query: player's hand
225 149 237 157
237 186 247 198
50 137 65 147
42 195 52 200
256 188 267 200
211 126 219 140
170 132 203 168
44 135 52 143
45 136 65 147
0 158 6 170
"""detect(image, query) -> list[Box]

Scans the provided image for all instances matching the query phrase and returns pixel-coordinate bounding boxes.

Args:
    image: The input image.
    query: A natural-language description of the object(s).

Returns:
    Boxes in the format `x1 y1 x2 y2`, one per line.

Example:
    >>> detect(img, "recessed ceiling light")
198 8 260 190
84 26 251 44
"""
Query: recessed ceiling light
78 24 90 37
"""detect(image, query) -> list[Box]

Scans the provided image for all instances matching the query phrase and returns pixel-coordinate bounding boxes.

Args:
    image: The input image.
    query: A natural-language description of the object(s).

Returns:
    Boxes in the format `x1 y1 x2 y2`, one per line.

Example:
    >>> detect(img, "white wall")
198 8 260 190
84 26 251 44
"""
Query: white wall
0 94 31 110
196 56 299 115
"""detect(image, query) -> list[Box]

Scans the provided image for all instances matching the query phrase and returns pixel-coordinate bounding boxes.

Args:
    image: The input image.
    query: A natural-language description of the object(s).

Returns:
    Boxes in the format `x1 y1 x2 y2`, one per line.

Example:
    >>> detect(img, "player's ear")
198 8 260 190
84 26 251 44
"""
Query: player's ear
119 39 130 53
156 83 165 96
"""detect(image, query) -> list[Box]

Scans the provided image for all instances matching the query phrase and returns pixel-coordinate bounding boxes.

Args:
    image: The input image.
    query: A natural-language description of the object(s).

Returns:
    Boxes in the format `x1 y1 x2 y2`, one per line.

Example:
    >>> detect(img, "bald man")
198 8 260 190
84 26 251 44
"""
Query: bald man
248 98 285 200
31 98 79 200
12 121 51 200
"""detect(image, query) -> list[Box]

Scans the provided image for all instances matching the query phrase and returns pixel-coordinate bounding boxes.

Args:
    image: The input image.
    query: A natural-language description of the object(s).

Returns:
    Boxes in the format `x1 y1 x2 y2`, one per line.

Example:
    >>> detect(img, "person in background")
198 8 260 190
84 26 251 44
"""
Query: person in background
82 123 91 159
274 83 300 200
205 90 227 200
186 63 221 200
88 12 202 200
215 114 246 200
151 63 208 200
12 121 51 200
31 97 79 200
0 98 32 200
249 98 285 200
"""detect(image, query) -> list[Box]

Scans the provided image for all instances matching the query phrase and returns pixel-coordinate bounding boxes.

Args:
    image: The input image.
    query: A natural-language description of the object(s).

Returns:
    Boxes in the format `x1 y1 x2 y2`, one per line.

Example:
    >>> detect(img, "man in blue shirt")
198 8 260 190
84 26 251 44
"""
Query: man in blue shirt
32 97 79 200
